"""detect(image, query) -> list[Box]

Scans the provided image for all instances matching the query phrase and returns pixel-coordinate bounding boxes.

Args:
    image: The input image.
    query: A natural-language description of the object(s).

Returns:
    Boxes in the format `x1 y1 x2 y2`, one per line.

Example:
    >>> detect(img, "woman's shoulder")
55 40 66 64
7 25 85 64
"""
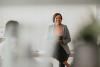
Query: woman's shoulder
49 24 54 27
49 24 68 28
49 24 54 28
61 24 67 28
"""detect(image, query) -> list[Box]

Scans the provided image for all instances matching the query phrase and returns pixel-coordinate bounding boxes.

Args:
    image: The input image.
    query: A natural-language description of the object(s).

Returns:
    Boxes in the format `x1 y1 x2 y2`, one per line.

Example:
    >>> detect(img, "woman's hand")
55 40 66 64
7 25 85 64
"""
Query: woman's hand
59 40 63 45
63 60 70 67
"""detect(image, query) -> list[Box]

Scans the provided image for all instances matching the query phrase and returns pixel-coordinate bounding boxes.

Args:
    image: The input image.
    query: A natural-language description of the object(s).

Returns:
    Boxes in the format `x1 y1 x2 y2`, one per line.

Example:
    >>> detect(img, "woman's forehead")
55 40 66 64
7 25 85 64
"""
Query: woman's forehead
55 15 62 18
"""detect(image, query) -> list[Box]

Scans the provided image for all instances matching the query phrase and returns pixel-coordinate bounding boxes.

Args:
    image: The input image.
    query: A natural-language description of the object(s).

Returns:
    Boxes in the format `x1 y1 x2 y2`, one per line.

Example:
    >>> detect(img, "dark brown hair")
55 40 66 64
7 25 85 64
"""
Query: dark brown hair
53 13 62 23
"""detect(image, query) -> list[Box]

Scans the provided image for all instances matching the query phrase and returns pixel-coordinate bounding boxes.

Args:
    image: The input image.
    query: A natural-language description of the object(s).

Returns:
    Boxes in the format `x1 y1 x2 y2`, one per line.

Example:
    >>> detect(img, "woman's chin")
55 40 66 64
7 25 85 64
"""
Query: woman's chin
55 23 61 26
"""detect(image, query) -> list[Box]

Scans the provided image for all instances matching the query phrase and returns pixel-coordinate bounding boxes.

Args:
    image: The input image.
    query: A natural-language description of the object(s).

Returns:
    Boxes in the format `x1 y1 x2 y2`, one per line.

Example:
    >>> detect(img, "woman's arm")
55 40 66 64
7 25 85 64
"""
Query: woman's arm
63 25 71 45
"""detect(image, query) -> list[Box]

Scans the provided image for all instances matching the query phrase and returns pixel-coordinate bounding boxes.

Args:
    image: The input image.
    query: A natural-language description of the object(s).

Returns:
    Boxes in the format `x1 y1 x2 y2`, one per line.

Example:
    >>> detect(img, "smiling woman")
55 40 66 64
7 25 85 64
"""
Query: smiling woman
48 13 71 67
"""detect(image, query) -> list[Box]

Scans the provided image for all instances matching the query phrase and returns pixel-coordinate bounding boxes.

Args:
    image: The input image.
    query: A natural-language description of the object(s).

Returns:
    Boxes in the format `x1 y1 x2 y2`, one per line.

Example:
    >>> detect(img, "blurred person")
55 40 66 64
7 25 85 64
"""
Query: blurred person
1 20 19 67
72 15 99 67
1 20 38 67
48 13 71 67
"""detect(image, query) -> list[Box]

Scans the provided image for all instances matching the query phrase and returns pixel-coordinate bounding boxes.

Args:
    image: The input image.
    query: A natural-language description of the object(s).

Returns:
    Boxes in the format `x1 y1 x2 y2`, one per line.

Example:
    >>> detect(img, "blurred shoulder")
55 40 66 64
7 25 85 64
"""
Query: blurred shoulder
49 24 54 28
48 24 54 30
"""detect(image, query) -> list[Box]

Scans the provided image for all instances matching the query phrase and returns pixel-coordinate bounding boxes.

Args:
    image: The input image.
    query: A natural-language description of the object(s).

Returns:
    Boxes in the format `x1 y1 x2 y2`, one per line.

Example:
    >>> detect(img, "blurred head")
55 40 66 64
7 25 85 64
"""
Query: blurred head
53 13 62 25
5 20 19 37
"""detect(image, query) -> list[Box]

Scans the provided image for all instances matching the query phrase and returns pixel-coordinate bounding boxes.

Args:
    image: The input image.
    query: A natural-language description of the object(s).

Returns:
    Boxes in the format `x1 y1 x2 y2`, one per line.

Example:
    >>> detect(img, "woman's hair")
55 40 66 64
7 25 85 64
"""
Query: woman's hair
53 13 62 23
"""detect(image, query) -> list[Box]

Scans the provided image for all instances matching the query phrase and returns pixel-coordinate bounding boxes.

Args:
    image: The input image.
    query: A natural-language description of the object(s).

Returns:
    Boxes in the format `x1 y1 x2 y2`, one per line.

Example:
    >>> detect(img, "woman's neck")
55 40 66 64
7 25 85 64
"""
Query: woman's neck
54 23 62 27
53 23 63 36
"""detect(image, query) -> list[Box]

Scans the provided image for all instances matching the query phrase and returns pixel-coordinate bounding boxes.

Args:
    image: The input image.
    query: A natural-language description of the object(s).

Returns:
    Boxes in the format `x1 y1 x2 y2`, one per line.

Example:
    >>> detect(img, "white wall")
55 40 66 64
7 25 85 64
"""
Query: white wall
0 5 96 38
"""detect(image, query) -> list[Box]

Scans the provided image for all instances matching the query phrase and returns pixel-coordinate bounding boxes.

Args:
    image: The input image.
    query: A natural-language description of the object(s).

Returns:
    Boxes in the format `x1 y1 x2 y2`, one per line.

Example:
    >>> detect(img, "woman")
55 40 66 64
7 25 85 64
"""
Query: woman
48 13 71 67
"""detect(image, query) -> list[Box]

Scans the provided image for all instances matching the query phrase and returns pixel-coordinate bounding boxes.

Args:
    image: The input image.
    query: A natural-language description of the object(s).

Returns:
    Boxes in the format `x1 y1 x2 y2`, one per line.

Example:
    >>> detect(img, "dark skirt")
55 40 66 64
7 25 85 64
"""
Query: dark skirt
53 43 69 62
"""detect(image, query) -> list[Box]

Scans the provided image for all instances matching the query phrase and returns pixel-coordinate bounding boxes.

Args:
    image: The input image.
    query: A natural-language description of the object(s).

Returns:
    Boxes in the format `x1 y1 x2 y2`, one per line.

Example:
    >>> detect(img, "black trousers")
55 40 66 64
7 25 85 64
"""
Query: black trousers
53 43 69 67
59 62 65 67
53 36 69 67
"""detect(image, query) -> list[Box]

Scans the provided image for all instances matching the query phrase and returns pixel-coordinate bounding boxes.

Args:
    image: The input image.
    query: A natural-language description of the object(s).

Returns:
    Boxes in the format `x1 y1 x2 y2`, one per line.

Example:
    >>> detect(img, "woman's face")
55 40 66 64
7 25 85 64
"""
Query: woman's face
54 15 62 25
